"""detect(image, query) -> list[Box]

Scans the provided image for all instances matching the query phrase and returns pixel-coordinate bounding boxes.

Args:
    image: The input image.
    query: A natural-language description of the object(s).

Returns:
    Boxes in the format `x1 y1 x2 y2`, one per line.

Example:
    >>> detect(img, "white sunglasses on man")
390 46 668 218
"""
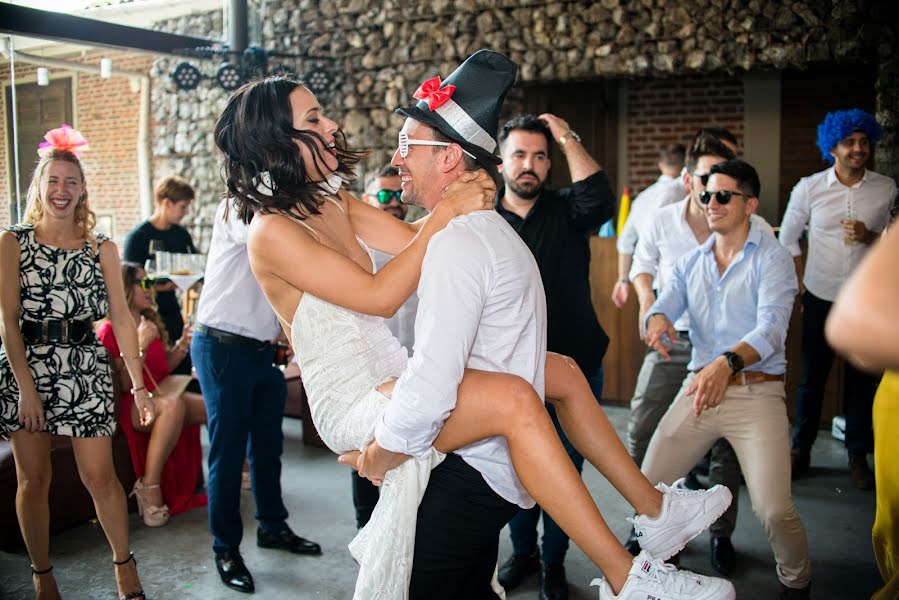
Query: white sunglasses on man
398 131 476 160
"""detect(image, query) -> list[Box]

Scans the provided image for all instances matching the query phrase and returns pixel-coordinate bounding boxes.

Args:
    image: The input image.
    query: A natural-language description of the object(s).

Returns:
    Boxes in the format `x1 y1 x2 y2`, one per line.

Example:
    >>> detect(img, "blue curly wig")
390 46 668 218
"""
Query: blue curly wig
816 109 883 164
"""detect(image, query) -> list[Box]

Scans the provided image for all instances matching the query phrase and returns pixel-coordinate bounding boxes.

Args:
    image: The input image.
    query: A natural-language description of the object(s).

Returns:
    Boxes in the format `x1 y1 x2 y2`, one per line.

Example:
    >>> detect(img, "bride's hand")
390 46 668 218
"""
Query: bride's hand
439 170 496 217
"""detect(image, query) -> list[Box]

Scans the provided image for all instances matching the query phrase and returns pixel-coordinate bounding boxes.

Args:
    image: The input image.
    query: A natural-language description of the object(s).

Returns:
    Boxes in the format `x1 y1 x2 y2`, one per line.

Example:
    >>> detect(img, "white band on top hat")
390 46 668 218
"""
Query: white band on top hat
433 98 497 154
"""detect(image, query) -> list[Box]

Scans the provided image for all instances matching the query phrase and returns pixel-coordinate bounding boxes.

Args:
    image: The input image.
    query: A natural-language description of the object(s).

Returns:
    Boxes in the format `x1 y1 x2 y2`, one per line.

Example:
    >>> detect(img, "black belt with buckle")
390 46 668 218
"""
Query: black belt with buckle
21 318 95 345
196 323 270 349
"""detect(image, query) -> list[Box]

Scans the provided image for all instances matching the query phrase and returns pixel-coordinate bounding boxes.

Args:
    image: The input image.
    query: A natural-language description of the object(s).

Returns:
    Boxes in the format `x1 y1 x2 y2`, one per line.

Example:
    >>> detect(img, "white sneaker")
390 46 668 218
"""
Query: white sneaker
628 478 732 560
591 551 736 600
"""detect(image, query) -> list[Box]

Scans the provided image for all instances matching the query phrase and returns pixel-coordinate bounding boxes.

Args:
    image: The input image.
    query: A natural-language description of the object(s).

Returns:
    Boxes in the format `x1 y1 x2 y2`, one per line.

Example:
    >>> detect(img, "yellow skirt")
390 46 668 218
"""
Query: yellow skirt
872 370 899 600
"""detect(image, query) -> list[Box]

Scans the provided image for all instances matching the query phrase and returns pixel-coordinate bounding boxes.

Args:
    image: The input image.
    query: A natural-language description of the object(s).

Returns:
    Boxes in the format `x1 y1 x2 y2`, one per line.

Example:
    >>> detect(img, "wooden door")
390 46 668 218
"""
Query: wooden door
5 77 74 223
516 81 619 190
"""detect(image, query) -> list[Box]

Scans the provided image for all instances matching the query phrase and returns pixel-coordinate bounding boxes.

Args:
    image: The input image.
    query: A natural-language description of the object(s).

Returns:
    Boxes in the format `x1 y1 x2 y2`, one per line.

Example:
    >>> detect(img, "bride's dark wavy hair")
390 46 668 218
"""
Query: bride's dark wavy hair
214 76 364 224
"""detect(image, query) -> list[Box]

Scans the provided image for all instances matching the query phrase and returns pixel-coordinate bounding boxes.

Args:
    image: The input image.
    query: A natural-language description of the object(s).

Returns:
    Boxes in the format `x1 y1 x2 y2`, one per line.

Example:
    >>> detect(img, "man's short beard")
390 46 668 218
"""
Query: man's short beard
506 181 544 200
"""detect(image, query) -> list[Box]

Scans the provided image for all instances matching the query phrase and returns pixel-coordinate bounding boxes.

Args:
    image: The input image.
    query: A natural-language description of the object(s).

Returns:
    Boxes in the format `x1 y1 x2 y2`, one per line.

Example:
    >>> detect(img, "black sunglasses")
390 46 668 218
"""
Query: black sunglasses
692 172 711 186
376 189 403 204
699 190 749 205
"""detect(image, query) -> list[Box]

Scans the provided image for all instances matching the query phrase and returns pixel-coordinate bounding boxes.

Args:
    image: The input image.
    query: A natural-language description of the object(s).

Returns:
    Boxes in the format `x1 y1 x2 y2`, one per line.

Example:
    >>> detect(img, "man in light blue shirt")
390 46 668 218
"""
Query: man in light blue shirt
641 160 812 599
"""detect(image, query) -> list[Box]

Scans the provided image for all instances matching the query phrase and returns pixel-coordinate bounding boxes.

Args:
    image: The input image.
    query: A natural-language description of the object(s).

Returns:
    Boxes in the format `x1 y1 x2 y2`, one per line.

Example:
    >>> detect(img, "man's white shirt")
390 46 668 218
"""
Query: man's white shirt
779 167 896 302
195 199 281 341
616 175 685 255
374 210 547 509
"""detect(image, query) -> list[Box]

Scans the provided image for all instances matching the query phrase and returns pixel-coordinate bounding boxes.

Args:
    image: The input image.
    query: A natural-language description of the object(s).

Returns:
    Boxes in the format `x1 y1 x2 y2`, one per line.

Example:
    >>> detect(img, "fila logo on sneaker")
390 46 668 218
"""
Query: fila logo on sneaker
641 561 652 574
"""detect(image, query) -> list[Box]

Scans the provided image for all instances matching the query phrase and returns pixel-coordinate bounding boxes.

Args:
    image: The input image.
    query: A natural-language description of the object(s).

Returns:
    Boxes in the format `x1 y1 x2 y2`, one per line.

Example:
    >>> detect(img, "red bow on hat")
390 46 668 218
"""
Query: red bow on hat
413 76 456 111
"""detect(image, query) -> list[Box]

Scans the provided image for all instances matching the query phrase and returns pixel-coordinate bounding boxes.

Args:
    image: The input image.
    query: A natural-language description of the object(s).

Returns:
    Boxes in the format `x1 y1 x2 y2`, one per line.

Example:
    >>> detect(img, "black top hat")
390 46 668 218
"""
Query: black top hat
396 50 518 166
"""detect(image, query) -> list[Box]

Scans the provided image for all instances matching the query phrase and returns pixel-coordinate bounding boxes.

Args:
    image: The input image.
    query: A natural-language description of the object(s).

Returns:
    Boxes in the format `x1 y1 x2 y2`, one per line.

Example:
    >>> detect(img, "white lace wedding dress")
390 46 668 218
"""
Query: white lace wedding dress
289 239 445 600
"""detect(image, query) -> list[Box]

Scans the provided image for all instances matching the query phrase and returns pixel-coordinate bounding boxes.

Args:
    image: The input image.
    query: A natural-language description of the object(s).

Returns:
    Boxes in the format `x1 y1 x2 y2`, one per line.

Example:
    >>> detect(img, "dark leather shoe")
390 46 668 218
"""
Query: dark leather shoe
497 551 539 591
215 551 254 594
624 526 641 556
791 448 810 480
848 455 875 490
777 582 811 599
257 527 322 555
539 562 568 600
710 536 736 575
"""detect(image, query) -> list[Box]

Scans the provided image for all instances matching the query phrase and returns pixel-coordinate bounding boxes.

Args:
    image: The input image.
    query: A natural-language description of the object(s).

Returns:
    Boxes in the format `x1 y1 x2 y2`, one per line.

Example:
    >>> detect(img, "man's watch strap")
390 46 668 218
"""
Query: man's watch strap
558 130 581 146
722 351 744 374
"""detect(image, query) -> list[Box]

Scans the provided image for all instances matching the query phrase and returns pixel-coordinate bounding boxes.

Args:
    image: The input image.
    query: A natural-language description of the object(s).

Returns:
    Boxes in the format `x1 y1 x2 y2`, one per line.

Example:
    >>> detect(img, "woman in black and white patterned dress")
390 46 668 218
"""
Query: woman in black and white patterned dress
0 126 151 600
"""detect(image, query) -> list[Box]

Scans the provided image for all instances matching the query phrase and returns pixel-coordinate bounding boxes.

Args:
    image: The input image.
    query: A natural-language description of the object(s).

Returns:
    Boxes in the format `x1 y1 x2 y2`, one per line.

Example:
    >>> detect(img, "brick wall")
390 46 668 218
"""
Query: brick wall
626 74 745 197
0 50 154 245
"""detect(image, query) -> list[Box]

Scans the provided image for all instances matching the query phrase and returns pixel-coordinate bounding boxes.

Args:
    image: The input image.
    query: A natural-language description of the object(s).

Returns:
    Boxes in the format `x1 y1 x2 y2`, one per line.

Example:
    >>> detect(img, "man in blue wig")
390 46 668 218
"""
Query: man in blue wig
780 109 897 489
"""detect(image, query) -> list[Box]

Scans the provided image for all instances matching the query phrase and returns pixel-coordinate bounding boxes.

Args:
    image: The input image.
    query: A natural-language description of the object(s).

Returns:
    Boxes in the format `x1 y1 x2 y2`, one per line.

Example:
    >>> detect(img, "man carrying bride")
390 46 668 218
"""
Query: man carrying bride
217 50 737 600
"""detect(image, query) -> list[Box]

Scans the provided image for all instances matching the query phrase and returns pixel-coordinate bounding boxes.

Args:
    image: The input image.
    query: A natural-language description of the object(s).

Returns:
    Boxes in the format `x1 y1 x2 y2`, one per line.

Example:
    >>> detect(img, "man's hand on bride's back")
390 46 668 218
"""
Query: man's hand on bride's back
440 170 496 216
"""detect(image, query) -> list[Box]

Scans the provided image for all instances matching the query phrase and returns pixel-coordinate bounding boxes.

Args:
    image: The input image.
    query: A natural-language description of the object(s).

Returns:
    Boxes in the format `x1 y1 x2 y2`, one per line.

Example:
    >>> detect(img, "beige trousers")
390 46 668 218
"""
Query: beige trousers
641 374 811 589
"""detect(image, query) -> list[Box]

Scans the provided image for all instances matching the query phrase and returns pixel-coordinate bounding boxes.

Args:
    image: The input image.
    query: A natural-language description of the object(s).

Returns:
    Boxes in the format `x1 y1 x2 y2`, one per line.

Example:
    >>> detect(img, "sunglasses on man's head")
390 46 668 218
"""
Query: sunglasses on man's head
376 189 403 204
692 172 711 186
699 190 749 205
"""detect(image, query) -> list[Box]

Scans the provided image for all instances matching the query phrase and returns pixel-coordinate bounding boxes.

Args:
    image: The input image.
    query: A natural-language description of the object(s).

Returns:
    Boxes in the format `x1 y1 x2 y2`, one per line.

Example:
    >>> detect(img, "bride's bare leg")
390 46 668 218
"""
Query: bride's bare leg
544 353 663 518
429 370 633 594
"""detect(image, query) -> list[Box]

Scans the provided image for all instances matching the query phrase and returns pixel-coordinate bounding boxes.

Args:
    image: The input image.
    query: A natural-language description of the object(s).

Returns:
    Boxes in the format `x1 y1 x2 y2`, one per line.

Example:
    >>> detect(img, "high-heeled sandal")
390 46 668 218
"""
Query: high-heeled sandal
113 553 146 600
130 478 170 527
31 564 60 599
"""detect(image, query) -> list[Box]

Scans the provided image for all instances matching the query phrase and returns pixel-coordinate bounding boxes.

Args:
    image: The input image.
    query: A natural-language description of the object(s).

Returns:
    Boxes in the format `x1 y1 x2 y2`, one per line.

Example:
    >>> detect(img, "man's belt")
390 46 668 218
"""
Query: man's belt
21 318 95 345
727 371 785 386
195 323 270 349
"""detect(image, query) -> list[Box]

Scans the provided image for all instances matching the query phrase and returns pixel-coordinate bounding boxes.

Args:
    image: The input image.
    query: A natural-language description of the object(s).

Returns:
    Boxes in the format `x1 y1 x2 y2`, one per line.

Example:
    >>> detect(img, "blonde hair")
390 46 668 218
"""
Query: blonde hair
121 262 171 349
23 149 97 250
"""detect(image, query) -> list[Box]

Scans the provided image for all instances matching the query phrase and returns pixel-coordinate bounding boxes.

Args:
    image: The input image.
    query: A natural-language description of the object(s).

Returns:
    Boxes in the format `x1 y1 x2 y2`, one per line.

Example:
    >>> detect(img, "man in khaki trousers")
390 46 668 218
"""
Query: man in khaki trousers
642 159 811 600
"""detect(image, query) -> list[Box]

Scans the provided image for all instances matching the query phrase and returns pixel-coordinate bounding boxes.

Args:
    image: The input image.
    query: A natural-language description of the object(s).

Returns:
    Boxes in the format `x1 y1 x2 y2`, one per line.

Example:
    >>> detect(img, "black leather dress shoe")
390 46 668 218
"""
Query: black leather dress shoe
215 550 254 594
539 562 568 600
497 551 539 591
257 527 322 555
710 536 736 575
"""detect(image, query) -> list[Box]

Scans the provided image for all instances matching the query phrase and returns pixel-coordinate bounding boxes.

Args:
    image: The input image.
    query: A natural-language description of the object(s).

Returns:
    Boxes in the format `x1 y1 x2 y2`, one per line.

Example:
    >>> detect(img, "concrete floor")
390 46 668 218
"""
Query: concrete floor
0 406 883 599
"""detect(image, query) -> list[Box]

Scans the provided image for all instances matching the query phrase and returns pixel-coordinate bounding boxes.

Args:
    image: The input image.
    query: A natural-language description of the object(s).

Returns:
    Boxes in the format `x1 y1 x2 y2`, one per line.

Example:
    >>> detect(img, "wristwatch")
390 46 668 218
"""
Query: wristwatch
722 351 744 374
558 130 581 146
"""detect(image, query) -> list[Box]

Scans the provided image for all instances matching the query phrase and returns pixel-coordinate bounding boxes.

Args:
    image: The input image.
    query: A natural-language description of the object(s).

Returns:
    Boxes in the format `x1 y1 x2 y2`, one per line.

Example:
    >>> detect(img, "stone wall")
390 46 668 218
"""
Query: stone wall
148 0 892 247
873 13 898 186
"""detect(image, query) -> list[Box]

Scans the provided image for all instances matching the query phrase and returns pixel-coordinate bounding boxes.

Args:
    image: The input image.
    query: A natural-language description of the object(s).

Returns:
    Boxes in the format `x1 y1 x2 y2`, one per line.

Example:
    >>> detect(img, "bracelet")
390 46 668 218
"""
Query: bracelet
617 278 629 284
119 351 144 359
131 386 146 393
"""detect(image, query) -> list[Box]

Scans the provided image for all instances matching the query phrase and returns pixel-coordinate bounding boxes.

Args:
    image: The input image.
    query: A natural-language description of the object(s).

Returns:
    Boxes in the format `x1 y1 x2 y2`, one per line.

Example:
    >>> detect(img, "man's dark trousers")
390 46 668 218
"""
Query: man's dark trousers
409 454 520 599
792 291 878 457
192 330 290 554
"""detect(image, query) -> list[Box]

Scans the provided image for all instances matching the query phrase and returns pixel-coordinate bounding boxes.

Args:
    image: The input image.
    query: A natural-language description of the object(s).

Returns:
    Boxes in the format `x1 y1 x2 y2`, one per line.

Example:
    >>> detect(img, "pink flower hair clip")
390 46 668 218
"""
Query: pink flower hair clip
38 124 90 158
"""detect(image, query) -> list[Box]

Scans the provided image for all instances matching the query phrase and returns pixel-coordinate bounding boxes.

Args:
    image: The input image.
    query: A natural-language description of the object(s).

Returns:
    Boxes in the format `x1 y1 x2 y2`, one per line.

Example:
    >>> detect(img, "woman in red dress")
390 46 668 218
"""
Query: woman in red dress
98 263 206 525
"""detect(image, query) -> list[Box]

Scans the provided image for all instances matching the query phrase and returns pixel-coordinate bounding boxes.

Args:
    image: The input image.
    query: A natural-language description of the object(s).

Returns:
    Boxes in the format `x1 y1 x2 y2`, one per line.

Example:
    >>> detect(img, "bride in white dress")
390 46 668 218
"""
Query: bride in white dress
213 77 736 600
